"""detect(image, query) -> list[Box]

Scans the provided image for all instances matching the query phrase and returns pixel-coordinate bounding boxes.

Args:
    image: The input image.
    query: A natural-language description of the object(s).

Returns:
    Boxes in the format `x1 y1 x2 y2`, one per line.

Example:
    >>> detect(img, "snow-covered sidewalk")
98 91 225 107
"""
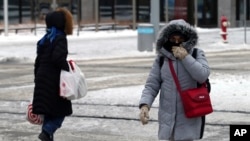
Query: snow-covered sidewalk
1 27 250 113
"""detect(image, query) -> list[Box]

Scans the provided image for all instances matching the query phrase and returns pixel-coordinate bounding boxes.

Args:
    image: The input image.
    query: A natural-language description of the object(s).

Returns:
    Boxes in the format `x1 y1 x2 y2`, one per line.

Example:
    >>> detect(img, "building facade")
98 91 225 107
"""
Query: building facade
0 0 249 28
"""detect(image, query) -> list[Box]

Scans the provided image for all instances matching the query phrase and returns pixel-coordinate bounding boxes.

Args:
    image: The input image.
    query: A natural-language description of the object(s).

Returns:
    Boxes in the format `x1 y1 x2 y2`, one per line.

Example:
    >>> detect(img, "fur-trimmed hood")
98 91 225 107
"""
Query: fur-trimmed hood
156 19 198 53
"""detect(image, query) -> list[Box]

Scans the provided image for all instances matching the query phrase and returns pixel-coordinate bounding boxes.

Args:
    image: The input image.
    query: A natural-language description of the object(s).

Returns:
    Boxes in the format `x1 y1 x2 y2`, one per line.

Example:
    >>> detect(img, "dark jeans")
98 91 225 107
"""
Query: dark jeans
42 116 65 136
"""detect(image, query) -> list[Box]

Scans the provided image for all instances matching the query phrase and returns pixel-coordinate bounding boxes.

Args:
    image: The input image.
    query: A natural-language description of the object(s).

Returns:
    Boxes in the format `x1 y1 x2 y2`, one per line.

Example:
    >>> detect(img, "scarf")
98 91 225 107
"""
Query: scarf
162 41 182 53
37 27 65 54
38 27 65 45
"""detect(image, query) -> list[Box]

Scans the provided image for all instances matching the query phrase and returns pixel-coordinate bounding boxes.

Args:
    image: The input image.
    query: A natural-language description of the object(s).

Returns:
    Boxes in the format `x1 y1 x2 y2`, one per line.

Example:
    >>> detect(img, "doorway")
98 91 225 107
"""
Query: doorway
197 0 217 27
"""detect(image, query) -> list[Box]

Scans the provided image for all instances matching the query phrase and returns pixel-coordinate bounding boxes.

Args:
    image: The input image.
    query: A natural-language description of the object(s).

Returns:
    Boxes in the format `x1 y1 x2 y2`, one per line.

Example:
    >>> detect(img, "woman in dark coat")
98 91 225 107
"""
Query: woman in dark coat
32 7 73 141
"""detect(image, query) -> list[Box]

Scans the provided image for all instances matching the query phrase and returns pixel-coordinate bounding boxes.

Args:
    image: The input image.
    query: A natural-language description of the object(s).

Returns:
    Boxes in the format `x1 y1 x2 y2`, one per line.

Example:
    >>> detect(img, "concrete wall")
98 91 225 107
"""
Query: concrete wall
218 0 236 27
81 0 95 23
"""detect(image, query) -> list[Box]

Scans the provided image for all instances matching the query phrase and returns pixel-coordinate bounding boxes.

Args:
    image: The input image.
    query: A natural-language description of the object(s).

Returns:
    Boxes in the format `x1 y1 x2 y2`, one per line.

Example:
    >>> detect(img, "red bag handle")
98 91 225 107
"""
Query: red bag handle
168 59 207 93
68 60 75 71
168 59 182 94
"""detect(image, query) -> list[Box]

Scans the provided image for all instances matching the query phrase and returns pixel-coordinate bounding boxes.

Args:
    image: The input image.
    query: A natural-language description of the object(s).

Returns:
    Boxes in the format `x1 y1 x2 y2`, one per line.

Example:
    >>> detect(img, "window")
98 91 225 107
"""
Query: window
137 0 150 22
168 0 188 21
236 0 250 21
197 0 217 27
115 0 132 21
99 0 115 21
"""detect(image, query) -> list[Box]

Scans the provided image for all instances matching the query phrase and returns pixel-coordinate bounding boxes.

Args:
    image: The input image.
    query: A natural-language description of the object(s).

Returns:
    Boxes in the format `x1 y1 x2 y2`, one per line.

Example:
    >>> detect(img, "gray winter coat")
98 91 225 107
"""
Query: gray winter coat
139 19 210 140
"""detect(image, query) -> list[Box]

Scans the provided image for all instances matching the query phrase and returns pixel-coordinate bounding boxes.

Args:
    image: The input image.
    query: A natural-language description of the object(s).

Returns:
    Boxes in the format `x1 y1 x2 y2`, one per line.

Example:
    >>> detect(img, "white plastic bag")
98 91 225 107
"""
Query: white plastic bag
60 60 87 100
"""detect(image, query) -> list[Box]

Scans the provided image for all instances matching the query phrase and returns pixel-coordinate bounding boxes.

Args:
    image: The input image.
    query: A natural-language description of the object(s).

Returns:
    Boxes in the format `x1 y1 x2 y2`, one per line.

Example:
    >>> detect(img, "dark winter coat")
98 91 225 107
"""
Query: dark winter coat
32 7 74 117
139 19 210 140
32 34 72 116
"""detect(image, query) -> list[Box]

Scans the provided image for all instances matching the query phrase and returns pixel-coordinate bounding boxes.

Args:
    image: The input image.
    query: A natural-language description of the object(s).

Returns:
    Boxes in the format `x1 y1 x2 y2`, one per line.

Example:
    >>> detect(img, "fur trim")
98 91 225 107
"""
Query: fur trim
156 19 198 53
56 7 73 35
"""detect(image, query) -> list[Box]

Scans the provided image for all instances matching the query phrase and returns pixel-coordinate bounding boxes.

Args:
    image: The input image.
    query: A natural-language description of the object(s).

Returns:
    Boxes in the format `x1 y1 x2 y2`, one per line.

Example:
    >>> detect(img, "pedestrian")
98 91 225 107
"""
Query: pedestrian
32 7 73 141
139 19 210 141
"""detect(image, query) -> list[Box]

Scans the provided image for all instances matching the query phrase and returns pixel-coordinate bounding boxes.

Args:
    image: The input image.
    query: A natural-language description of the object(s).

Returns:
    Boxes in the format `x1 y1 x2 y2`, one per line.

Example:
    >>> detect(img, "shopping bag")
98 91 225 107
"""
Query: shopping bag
60 60 87 100
26 103 44 125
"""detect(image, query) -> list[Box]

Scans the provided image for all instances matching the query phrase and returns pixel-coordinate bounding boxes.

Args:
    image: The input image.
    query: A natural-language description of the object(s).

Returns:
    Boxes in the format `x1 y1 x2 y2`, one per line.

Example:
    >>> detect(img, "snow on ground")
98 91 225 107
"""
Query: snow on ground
0 27 250 113
0 27 250 61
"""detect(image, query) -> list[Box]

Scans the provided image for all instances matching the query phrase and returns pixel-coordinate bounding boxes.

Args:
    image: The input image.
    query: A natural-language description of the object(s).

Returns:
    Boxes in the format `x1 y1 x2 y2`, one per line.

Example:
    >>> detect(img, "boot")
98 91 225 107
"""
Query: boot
38 130 53 141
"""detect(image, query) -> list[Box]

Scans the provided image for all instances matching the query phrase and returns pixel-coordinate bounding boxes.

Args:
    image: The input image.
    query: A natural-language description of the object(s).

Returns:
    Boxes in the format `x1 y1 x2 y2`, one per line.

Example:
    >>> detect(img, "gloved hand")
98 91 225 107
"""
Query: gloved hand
139 105 149 125
172 46 188 60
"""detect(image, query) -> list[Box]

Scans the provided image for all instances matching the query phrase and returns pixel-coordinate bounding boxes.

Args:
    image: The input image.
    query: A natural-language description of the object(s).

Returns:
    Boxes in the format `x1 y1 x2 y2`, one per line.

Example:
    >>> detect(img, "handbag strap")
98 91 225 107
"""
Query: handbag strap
168 59 182 94
168 59 207 93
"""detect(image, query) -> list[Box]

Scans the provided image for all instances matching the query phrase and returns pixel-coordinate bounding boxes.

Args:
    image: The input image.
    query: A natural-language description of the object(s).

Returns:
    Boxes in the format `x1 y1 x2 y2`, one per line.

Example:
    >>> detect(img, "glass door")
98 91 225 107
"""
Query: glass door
236 0 250 26
197 0 217 27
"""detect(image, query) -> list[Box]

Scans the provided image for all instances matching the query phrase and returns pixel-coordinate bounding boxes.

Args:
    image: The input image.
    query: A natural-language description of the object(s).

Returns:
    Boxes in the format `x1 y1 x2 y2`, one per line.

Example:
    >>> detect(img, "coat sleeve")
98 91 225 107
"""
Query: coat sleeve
181 48 210 84
139 55 162 108
51 36 69 71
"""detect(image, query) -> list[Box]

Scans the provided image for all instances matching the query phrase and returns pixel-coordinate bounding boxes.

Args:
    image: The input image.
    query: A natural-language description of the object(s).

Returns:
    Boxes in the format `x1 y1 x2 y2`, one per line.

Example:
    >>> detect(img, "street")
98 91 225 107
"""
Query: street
0 49 250 141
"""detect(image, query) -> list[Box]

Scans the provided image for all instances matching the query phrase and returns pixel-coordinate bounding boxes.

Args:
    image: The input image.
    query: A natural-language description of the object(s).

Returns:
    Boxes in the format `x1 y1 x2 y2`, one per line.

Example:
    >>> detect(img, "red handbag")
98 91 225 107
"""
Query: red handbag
168 59 213 118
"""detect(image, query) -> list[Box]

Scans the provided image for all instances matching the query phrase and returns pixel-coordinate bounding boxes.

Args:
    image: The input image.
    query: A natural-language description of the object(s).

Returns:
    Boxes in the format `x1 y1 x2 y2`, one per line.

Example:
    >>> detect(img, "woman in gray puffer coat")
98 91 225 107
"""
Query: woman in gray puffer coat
139 19 210 141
